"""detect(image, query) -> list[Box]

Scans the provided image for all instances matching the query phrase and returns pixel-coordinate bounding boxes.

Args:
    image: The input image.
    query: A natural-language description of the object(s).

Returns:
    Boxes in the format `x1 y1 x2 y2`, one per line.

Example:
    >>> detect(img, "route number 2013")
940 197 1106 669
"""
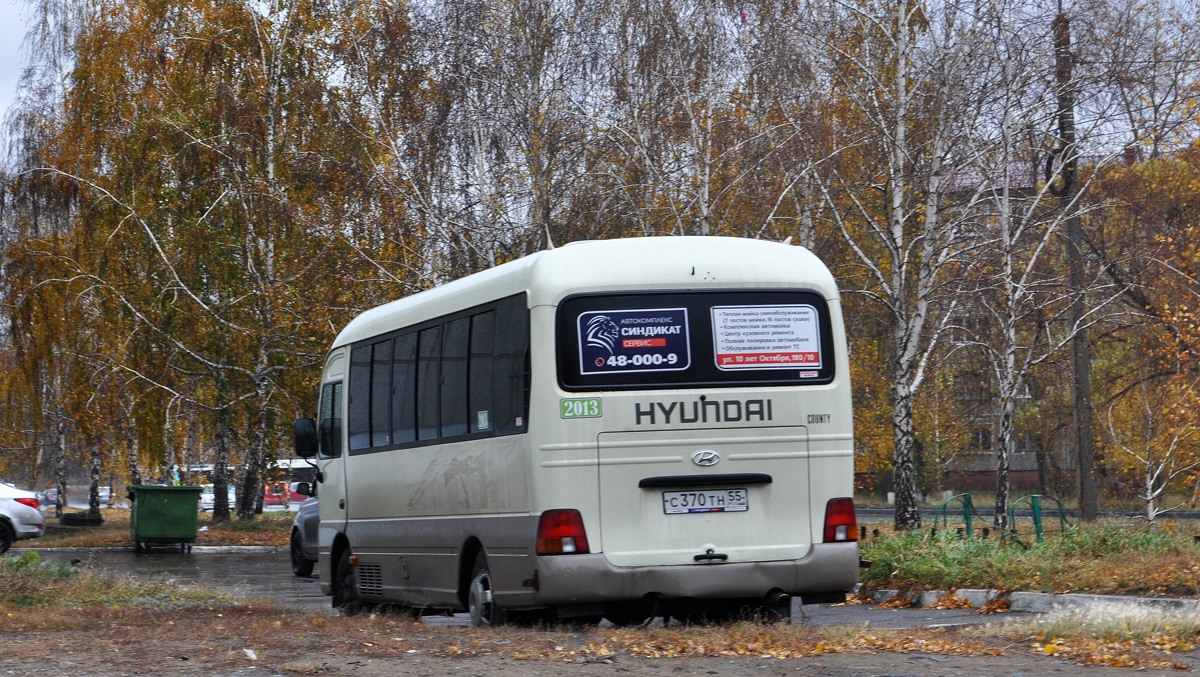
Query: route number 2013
561 398 602 419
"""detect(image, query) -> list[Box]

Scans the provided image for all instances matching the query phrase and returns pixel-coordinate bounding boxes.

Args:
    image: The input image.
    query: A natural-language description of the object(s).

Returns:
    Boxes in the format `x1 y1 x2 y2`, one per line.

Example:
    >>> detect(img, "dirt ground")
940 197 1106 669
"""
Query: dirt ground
1 609 1194 677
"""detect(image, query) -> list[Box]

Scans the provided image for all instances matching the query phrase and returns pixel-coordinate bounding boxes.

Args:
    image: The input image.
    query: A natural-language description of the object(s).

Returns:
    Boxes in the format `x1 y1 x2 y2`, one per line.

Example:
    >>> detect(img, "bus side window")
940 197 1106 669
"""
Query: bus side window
417 326 441 440
494 295 529 435
441 317 470 438
371 339 393 447
348 345 371 451
469 311 495 432
392 333 417 444
318 382 343 459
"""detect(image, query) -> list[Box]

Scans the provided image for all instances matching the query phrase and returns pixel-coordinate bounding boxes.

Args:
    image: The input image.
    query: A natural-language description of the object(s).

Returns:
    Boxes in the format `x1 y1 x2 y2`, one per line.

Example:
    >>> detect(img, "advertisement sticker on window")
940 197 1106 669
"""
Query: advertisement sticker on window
712 305 822 370
578 308 691 375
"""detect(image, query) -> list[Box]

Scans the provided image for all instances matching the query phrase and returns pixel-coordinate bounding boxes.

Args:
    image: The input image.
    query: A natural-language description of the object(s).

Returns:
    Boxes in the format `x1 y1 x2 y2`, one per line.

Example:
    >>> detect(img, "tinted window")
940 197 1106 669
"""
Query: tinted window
392 332 417 444
469 312 495 433
441 317 470 437
417 326 441 440
348 345 372 450
371 339 393 447
318 381 343 459
494 295 529 434
343 292 529 454
557 290 835 391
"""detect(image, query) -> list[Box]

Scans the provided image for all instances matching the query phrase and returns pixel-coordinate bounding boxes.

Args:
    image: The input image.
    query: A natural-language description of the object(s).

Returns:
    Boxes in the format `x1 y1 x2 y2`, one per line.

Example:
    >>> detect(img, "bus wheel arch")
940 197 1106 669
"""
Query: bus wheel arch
457 538 483 610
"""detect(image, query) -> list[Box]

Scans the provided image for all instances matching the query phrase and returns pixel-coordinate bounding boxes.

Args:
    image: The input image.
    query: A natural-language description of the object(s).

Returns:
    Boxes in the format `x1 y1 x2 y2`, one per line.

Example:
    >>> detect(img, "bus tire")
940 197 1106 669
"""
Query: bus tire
467 551 505 627
334 549 369 615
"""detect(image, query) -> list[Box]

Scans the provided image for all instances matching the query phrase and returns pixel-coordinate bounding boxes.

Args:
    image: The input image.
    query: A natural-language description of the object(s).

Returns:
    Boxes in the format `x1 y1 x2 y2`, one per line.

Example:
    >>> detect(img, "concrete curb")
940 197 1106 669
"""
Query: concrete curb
874 588 1200 613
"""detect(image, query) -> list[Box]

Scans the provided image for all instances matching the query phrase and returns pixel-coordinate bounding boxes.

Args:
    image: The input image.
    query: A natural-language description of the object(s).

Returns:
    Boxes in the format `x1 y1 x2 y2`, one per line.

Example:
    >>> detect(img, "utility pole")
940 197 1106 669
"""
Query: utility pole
1054 9 1098 521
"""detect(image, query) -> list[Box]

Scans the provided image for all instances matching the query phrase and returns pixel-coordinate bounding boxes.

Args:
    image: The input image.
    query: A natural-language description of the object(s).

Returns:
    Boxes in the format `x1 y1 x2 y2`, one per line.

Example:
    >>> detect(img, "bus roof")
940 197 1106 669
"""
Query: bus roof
331 237 838 350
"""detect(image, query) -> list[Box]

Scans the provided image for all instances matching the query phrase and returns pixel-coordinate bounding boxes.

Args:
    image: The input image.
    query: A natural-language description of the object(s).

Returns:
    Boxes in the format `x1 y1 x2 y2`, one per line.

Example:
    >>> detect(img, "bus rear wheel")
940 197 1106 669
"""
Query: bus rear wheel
467 552 505 627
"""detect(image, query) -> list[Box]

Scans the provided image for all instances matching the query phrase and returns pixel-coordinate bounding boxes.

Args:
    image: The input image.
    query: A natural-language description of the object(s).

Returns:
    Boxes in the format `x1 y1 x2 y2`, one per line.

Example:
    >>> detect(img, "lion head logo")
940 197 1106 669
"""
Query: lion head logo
585 315 620 355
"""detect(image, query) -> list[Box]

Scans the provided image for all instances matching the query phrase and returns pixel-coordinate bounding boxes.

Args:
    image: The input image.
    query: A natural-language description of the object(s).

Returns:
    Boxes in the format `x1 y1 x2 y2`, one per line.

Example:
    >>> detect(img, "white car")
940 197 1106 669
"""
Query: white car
0 483 46 553
198 485 238 512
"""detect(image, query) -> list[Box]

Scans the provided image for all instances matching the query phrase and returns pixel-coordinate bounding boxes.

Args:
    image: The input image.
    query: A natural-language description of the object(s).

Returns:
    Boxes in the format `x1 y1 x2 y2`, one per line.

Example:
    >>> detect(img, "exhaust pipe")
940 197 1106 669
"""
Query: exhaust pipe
764 590 792 623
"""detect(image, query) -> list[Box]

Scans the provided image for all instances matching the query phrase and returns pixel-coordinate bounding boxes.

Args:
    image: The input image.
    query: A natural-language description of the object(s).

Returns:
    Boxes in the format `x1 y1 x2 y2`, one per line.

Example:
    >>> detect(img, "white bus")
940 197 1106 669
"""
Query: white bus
293 236 859 624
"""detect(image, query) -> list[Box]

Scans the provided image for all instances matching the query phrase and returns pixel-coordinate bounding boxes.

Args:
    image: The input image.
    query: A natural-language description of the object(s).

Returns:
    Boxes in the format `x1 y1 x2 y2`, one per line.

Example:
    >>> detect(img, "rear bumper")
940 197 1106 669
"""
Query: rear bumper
11 519 44 540
533 541 859 604
16 523 44 540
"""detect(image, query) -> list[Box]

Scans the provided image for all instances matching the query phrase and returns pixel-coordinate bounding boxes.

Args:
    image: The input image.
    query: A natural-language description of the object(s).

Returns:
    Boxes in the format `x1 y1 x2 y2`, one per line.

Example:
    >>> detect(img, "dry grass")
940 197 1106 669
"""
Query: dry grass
0 551 246 622
37 508 291 548
984 602 1200 646
977 602 1200 669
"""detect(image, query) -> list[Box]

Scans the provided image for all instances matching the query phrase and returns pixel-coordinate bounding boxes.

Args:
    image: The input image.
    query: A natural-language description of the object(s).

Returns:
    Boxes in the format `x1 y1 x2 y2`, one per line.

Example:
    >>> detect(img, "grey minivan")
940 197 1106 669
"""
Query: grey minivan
290 482 318 576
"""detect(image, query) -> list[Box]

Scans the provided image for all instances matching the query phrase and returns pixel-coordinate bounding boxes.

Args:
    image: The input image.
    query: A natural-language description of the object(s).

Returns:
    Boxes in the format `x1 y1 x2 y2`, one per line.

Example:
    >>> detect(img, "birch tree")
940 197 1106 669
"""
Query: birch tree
1104 374 1200 524
1083 0 1200 161
805 0 991 529
370 0 603 281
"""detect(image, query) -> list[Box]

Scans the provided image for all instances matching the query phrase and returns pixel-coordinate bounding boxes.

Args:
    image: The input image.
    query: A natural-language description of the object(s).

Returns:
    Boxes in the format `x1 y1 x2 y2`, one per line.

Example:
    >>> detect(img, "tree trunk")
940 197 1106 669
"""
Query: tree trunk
126 405 143 489
1145 470 1155 523
237 372 270 520
211 406 233 523
994 394 1016 530
1054 13 1098 522
88 447 102 515
892 381 922 530
52 409 67 519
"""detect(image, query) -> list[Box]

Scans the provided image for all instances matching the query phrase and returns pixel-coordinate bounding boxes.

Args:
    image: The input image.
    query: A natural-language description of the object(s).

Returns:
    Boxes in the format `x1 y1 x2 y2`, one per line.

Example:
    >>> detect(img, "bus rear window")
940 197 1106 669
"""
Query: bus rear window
557 290 836 391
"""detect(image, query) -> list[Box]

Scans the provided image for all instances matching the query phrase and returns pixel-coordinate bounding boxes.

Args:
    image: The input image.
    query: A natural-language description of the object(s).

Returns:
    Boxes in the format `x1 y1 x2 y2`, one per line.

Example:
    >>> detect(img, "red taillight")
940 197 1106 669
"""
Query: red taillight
823 497 857 543
15 497 39 510
536 509 590 555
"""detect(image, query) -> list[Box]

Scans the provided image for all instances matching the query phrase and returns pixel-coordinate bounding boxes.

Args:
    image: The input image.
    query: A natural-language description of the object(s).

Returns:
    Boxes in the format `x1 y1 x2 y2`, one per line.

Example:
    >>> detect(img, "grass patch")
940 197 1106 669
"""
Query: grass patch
35 508 291 548
0 550 251 631
860 521 1200 597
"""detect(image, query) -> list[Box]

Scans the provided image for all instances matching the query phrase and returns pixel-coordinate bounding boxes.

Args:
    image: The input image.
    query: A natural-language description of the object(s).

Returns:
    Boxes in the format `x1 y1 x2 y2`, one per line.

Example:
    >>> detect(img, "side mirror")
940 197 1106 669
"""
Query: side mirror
293 418 318 458
294 482 314 497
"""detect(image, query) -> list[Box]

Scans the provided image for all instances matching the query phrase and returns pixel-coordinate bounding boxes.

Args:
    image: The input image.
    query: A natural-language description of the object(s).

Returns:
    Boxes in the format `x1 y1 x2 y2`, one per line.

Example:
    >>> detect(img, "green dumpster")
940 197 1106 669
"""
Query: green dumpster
127 485 203 553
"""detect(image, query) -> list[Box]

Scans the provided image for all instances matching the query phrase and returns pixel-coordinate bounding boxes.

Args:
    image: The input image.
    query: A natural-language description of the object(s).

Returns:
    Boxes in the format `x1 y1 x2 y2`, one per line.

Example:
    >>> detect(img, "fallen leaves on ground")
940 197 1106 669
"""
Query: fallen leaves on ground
875 595 916 609
977 598 1012 614
1027 635 1189 671
924 592 973 610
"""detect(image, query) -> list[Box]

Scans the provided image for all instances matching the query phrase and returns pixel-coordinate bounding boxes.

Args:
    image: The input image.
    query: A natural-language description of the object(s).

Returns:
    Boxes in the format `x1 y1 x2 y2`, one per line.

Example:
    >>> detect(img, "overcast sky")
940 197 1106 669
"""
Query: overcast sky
0 0 30 128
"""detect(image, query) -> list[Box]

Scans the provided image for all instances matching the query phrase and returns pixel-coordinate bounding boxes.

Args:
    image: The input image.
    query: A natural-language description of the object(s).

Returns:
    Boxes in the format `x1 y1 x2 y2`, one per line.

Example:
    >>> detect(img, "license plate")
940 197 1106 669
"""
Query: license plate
662 489 748 514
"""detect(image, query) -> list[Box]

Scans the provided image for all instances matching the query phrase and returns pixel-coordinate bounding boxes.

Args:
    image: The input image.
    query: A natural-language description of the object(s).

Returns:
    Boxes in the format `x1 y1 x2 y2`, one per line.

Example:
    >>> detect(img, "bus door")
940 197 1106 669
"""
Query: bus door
316 355 348 547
